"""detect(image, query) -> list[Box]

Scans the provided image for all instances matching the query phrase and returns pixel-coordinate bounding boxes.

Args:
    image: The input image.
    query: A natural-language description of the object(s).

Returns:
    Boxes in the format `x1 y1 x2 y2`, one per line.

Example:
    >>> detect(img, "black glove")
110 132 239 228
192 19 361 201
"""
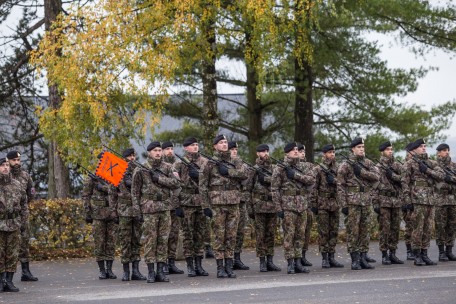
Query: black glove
258 173 266 184
175 207 184 218
325 174 335 185
407 204 414 211
444 174 453 183
134 215 144 224
95 183 107 193
203 208 213 218
85 216 93 224
218 164 229 176
419 162 428 174
113 217 119 224
401 205 408 212
248 212 255 220
341 207 349 216
374 207 380 215
150 172 160 183
188 166 200 180
353 164 362 177
386 168 393 179
285 167 295 179
277 211 284 219
310 207 318 214
124 176 132 188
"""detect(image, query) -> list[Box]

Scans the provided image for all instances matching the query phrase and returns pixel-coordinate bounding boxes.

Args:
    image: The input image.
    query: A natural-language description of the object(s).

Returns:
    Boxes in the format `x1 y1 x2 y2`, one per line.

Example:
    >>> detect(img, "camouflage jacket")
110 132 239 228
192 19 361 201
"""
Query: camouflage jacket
174 152 207 207
374 156 403 208
434 156 456 206
81 176 115 220
109 162 136 217
313 158 339 211
247 158 276 214
199 151 248 208
10 165 34 205
336 154 380 207
401 153 445 206
237 157 255 206
0 173 27 231
272 156 316 213
132 157 181 215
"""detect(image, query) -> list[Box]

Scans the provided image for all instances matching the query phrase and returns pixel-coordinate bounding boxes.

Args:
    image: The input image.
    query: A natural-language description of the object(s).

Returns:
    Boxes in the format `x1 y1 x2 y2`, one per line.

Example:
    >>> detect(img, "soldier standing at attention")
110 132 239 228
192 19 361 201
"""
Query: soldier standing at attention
374 141 404 265
109 148 146 281
337 138 380 270
228 141 251 271
0 157 26 292
434 143 456 261
402 143 416 261
82 153 119 280
6 151 38 281
199 134 248 279
312 144 344 268
402 138 445 266
162 141 185 275
131 141 182 283
272 142 316 274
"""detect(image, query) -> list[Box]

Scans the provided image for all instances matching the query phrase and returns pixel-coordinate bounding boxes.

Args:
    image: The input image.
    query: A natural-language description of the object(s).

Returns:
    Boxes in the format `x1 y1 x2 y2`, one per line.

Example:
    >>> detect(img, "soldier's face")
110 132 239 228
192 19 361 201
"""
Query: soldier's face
257 151 269 160
163 147 174 157
298 150 305 160
287 147 299 158
437 148 450 158
324 150 335 160
383 146 393 158
8 157 21 167
352 144 365 156
126 154 136 162
214 139 228 152
230 147 238 158
0 162 10 175
148 148 162 159
415 144 427 155
184 143 199 153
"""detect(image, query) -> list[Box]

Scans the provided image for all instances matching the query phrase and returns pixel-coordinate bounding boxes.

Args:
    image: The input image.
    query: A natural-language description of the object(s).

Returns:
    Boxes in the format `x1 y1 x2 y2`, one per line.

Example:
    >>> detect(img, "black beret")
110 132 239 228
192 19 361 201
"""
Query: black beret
284 142 297 153
297 143 305 151
6 150 20 160
405 142 414 152
378 141 392 152
436 143 450 151
321 144 335 153
161 141 174 149
228 141 238 150
122 148 135 158
409 138 426 151
0 158 7 165
350 137 364 148
213 134 226 145
256 144 269 152
183 137 198 147
97 152 104 159
147 141 161 151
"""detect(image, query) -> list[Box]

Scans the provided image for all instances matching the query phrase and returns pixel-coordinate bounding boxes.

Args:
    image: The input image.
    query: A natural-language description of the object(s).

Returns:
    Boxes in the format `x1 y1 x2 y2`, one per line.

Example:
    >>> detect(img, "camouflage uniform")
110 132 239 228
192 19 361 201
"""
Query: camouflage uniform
402 154 414 258
301 161 316 266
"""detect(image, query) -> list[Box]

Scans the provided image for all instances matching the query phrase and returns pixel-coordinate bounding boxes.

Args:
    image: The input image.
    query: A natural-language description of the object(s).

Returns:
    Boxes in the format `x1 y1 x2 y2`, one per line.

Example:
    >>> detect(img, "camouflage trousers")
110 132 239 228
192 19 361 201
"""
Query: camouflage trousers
0 230 20 273
93 219 118 261
435 205 456 246
168 212 181 259
182 206 206 258
303 209 313 251
212 204 240 259
411 205 434 250
378 207 401 251
346 205 371 253
143 211 171 263
118 217 142 264
317 209 340 253
402 209 414 245
254 213 277 257
204 216 213 246
282 210 307 260
235 202 248 253
19 220 30 263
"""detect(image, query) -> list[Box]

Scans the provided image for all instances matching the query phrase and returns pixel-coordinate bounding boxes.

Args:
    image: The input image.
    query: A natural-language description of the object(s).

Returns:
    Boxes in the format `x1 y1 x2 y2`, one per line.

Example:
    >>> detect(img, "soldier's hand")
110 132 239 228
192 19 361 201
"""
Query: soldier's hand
20 225 25 234
258 173 266 184
248 212 255 220
374 207 380 214
113 217 120 224
419 162 428 174
85 216 93 224
218 164 229 176
310 207 318 214
353 164 362 177
188 166 200 180
407 204 414 212
134 215 144 224
150 172 160 183
325 174 335 185
386 168 393 179
401 205 408 212
285 167 295 179
444 174 453 184
277 210 284 219
96 183 107 193
124 177 132 188
175 207 185 218
203 208 213 218
341 207 349 216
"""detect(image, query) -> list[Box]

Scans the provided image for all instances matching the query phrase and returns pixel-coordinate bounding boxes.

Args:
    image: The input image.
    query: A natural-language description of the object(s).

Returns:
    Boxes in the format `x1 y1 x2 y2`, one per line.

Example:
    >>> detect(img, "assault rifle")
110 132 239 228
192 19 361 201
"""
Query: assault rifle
78 165 109 186
199 151 236 169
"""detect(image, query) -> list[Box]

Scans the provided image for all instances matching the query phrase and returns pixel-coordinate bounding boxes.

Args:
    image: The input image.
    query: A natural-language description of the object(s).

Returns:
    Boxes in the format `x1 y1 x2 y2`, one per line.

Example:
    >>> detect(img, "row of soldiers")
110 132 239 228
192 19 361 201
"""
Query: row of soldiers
82 134 456 283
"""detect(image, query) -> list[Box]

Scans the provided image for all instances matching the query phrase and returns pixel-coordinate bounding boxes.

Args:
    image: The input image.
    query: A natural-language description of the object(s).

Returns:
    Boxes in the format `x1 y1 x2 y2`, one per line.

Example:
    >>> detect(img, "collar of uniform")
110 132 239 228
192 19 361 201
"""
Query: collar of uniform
322 157 335 167
163 155 176 164
147 157 162 168
255 157 272 167
0 173 12 185
184 151 199 162
438 155 451 166
215 151 231 161
284 156 299 166
380 155 393 165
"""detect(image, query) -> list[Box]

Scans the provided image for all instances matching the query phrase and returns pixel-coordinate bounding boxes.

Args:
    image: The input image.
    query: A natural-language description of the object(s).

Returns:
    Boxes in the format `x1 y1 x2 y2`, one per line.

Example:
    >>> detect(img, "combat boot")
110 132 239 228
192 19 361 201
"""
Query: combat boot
350 252 362 270
225 258 237 278
360 252 375 269
328 253 344 268
205 245 215 259
21 262 38 281
439 245 449 261
121 263 130 281
259 257 268 272
0 273 4 293
421 249 437 266
146 263 155 283
131 260 146 280
163 262 169 275
287 258 295 274
301 250 313 266
233 252 250 270
168 258 184 274
389 250 404 264
266 255 281 271
445 246 456 261
105 260 117 279
406 244 414 260
216 259 228 278
4 272 19 292
186 257 196 277
295 258 310 273
381 251 391 265
321 252 330 269
97 260 107 279
364 252 376 263
413 249 425 266
195 256 208 276
156 262 170 282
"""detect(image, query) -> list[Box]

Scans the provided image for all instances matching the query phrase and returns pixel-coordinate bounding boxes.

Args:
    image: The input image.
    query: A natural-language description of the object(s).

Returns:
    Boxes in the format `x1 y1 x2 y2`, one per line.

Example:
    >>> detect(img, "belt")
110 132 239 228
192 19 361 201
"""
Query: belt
144 193 169 201
253 193 273 201
319 192 336 198
210 185 238 191
283 189 307 196
182 188 199 194
435 188 452 195
414 180 430 188
4 212 19 220
379 189 399 197
348 186 371 193
93 199 109 207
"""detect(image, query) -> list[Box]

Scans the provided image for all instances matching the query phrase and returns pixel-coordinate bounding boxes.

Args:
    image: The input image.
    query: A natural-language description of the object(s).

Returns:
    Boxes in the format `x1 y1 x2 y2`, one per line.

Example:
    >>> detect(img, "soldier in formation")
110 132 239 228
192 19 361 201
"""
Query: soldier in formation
402 143 416 260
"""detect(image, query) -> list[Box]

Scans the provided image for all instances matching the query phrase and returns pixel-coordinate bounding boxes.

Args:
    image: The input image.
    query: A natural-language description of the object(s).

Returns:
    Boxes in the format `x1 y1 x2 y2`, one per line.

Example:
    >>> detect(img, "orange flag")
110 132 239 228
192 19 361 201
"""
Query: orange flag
95 151 128 187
